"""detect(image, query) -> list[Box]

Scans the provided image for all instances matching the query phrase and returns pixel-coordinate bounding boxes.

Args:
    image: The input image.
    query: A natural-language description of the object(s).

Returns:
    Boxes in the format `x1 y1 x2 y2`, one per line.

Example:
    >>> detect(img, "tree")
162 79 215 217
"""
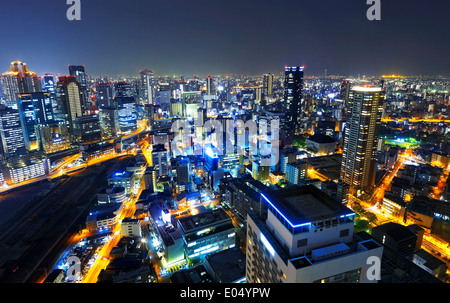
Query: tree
364 212 378 225
354 219 372 234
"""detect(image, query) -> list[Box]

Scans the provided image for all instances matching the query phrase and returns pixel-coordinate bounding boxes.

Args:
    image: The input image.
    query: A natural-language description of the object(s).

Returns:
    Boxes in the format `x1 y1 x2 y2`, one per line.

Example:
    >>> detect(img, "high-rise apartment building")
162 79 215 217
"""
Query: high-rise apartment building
0 105 26 159
340 86 385 195
74 114 102 145
17 92 56 150
140 69 155 105
284 66 304 134
263 73 273 96
56 76 85 133
176 157 190 183
206 75 213 95
152 144 169 177
99 107 119 139
68 65 89 108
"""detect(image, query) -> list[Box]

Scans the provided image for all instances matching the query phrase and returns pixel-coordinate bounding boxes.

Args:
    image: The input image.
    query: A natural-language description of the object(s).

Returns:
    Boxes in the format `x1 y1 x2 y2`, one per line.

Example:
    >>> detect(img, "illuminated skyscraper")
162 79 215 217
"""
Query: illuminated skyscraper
284 66 304 134
95 82 114 108
99 107 119 139
17 92 56 150
114 81 134 98
140 69 155 105
340 80 351 106
1 61 41 108
263 73 273 96
56 76 85 133
42 74 58 116
206 75 213 95
116 97 137 134
0 105 26 159
68 65 89 108
340 86 385 195
176 157 190 183
42 74 56 94
74 114 101 145
152 144 169 177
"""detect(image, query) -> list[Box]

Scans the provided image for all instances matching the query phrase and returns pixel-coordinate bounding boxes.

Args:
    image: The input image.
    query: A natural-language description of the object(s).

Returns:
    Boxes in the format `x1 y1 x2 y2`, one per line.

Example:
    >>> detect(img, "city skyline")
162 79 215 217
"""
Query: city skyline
1 0 449 77
0 0 449 287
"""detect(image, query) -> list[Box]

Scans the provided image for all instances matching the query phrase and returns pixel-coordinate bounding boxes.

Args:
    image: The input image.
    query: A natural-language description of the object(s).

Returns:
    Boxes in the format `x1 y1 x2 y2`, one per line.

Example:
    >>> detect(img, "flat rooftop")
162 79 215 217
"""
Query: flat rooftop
262 185 354 226
178 208 231 233
205 247 245 283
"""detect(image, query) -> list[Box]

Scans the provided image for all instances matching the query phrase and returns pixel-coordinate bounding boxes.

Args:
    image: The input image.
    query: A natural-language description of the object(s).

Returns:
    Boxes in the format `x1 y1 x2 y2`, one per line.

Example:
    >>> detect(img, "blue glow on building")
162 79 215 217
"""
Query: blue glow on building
205 147 218 159
260 232 275 257
261 193 311 229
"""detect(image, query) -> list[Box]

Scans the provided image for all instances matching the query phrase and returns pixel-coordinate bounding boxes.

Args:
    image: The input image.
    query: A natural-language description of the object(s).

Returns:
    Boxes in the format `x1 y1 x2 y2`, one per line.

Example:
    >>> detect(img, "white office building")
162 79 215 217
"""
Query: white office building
246 186 383 283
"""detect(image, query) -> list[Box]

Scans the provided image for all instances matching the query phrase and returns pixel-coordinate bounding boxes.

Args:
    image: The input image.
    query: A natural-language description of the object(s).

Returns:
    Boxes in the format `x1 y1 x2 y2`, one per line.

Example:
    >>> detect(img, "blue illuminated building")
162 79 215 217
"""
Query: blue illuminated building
116 97 137 133
17 92 55 150
204 144 219 172
246 185 383 283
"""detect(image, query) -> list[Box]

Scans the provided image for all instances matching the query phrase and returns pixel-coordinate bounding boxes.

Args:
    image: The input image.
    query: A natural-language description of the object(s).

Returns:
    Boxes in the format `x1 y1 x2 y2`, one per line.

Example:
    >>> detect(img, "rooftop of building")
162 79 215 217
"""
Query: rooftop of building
88 203 122 218
178 208 232 233
226 176 268 201
109 170 134 179
0 152 46 169
415 249 446 270
372 222 417 242
176 191 200 202
354 231 442 283
152 144 167 152
383 192 407 207
306 154 342 169
306 134 336 144
170 265 213 283
122 217 139 223
262 185 354 226
97 184 126 195
205 247 246 283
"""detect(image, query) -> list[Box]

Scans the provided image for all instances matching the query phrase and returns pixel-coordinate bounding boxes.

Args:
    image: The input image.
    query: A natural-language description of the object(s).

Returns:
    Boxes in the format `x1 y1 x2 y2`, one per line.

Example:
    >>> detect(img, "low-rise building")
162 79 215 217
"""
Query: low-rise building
371 222 417 261
108 170 135 195
177 208 235 261
413 249 447 278
86 203 123 232
381 192 407 220
170 265 213 283
121 218 142 238
204 247 246 283
97 184 127 204
305 134 337 154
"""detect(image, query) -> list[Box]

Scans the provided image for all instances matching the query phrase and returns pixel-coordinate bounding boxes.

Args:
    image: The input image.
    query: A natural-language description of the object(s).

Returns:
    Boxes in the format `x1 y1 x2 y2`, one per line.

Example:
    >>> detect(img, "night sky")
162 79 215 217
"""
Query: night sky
1 0 449 77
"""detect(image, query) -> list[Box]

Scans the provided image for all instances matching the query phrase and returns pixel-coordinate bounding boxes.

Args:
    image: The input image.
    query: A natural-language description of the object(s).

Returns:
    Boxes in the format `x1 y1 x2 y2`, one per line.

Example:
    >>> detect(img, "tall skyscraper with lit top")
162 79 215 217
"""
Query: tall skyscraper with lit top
284 66 304 134
340 86 385 196
1 61 41 108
